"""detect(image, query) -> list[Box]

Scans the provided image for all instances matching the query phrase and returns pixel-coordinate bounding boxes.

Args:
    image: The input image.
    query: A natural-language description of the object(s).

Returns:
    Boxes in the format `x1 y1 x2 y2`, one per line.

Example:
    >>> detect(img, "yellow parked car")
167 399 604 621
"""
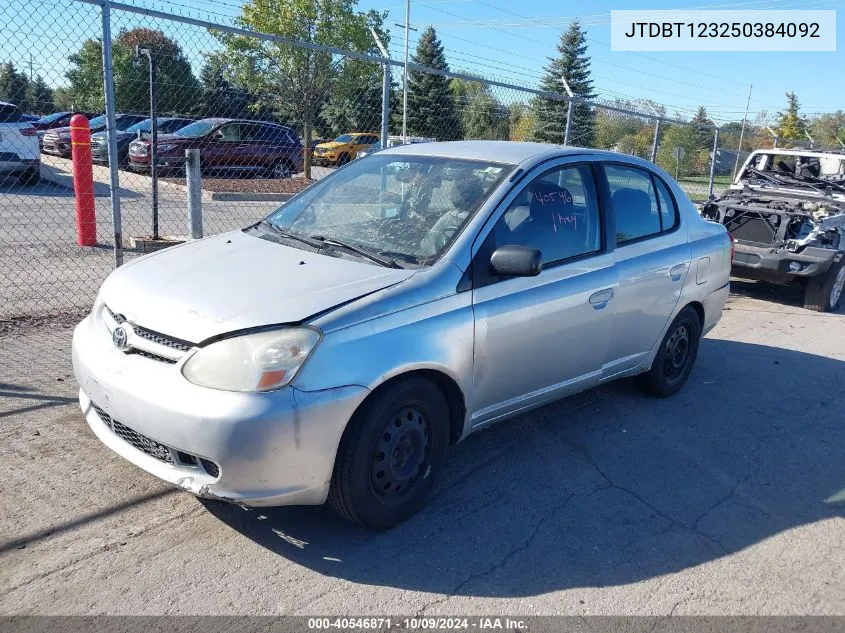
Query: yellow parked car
314 133 380 165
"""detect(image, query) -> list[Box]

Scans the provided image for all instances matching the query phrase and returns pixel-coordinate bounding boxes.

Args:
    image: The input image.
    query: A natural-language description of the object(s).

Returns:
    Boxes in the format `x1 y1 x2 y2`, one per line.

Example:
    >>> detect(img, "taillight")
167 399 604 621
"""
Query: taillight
727 231 735 263
21 127 36 136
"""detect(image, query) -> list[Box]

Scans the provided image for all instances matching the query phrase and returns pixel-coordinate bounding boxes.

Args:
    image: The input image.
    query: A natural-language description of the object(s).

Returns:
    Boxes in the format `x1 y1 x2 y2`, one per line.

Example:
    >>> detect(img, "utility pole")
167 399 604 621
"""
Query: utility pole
732 84 752 179
397 0 414 142
370 28 390 146
27 53 34 82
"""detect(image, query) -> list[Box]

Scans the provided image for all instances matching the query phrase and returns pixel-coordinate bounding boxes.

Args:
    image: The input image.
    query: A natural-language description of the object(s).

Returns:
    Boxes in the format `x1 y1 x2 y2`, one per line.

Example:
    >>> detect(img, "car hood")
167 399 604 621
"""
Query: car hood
317 141 348 150
99 230 416 343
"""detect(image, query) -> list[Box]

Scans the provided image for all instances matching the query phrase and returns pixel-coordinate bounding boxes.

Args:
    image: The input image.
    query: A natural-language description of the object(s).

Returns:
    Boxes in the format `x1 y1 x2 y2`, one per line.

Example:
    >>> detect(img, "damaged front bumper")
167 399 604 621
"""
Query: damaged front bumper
732 243 838 282
72 314 369 507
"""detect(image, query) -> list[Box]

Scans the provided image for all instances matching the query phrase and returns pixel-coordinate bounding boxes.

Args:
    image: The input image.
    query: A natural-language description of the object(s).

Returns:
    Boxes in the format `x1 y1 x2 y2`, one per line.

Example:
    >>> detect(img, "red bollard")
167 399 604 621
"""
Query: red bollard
70 114 97 246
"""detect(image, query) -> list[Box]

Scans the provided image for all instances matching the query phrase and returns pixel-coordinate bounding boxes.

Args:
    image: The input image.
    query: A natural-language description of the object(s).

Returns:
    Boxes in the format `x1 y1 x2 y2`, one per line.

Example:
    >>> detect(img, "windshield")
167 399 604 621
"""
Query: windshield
88 115 107 128
125 119 153 134
264 154 512 265
335 134 354 143
174 120 217 138
38 112 69 124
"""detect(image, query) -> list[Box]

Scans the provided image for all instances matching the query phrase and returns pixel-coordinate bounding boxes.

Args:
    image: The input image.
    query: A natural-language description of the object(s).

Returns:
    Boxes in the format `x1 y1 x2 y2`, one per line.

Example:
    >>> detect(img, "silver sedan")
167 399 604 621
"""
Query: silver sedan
72 141 731 528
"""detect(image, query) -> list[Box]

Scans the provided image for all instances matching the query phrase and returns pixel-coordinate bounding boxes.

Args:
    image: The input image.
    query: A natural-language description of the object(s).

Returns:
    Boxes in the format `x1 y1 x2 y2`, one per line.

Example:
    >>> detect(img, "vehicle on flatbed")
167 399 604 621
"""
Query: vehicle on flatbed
73 141 730 529
701 148 845 312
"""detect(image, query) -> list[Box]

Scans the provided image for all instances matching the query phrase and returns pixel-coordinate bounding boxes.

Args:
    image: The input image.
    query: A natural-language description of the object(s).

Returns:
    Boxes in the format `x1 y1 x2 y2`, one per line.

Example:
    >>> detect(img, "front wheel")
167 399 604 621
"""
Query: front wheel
803 258 845 313
18 166 40 185
635 305 702 398
336 153 350 166
269 159 293 179
328 376 450 529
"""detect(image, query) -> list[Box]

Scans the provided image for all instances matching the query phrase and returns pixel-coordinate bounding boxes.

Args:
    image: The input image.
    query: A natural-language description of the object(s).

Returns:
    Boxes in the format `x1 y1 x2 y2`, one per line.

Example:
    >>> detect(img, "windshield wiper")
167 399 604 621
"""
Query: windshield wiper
309 235 401 268
257 220 322 248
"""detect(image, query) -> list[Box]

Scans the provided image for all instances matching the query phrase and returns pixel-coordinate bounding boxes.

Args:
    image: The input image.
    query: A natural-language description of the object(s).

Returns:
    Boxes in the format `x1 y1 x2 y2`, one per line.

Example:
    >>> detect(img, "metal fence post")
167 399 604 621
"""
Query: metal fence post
650 118 661 164
185 150 203 239
381 60 390 146
100 0 123 267
708 127 719 199
563 99 573 146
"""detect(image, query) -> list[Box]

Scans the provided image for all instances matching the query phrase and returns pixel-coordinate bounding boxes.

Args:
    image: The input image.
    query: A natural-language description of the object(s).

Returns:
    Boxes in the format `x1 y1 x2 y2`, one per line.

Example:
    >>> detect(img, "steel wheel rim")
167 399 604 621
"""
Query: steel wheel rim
273 163 290 179
663 323 691 382
370 406 430 502
830 265 845 308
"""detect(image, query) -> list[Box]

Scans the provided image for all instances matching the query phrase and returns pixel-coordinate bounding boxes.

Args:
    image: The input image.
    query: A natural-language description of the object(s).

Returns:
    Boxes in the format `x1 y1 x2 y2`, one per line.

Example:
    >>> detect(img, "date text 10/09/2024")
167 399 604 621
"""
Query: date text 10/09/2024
307 617 527 630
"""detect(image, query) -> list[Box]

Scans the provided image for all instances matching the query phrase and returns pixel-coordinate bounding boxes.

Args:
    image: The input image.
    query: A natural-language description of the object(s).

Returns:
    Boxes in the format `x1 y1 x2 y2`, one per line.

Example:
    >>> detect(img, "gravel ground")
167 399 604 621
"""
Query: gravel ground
0 285 842 616
159 176 314 194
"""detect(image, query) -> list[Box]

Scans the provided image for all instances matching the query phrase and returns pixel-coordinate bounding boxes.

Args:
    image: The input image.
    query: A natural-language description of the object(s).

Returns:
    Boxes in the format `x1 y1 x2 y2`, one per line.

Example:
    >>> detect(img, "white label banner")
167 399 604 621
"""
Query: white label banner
610 10 836 51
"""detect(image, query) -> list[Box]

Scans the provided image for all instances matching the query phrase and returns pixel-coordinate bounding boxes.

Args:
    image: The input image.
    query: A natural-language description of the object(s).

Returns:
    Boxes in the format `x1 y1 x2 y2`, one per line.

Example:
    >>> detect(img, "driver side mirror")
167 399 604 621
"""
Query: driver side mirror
489 245 543 277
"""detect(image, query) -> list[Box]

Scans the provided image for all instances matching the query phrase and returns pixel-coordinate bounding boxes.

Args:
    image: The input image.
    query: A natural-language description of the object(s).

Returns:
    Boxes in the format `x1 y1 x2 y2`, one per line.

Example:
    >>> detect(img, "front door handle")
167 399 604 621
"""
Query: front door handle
669 263 687 282
589 288 614 310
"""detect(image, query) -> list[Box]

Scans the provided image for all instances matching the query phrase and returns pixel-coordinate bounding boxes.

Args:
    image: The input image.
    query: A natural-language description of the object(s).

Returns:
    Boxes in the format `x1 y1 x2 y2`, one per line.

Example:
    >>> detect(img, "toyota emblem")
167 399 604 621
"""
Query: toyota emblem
112 325 129 350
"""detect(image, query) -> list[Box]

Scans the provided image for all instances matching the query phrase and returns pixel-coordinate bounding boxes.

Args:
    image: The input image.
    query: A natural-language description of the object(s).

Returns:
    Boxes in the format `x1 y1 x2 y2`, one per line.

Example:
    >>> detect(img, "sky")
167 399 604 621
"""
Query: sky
1 0 843 124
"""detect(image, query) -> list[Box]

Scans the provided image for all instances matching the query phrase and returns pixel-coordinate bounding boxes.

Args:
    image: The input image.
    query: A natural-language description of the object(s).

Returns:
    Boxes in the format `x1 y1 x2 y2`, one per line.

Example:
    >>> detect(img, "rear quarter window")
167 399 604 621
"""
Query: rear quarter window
0 104 22 123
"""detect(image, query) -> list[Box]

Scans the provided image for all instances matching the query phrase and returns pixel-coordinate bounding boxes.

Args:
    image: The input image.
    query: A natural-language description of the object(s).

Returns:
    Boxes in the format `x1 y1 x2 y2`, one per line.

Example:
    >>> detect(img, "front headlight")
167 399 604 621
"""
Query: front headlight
182 327 320 392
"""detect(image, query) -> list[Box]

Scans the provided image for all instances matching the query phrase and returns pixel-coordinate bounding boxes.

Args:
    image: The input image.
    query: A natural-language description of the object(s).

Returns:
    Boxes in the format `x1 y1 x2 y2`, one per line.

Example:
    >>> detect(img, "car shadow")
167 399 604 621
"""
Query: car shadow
729 277 806 308
202 339 845 597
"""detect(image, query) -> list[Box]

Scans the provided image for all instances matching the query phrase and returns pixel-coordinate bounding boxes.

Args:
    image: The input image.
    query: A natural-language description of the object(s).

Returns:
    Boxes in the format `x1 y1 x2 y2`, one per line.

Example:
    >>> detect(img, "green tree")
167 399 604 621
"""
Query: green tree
450 77 508 140
776 92 807 141
809 111 845 147
406 26 462 141
52 86 76 111
26 75 54 114
533 20 596 146
691 105 715 150
218 0 385 178
0 62 31 112
193 56 254 119
321 63 384 136
656 124 699 179
65 29 199 115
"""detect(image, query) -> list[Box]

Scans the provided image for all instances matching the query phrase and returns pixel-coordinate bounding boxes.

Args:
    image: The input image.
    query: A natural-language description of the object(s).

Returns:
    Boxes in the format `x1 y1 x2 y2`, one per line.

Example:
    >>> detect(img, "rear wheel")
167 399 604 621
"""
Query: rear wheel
635 305 702 398
328 376 450 529
336 153 350 166
269 159 293 179
803 258 845 313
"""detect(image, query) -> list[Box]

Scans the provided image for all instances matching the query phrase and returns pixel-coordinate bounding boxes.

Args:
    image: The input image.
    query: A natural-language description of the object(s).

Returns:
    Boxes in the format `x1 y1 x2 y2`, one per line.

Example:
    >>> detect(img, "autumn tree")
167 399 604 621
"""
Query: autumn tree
776 92 807 141
65 28 199 114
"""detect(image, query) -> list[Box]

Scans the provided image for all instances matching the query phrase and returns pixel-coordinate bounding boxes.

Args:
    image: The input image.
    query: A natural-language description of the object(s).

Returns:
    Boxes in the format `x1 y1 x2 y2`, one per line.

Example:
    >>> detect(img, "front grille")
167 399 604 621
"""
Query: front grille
133 324 192 353
129 349 177 364
91 401 219 479
91 402 174 465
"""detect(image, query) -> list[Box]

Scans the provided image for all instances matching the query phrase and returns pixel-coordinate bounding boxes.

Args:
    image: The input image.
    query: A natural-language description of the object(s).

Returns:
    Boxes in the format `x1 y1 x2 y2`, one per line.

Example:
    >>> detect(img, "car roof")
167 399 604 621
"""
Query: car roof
198 117 291 128
378 140 605 165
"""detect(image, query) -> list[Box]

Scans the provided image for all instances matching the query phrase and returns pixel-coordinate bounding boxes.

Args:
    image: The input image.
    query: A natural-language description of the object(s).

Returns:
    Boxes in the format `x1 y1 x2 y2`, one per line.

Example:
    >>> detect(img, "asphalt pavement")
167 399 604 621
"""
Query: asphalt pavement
1 288 842 615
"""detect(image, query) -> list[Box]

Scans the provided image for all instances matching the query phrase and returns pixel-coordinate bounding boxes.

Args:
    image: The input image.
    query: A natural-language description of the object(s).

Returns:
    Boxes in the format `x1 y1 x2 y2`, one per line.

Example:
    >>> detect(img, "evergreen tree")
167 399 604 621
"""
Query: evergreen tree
691 105 715 149
406 27 462 140
776 92 807 141
0 62 31 111
321 65 384 136
533 20 596 146
193 59 252 119
26 75 54 114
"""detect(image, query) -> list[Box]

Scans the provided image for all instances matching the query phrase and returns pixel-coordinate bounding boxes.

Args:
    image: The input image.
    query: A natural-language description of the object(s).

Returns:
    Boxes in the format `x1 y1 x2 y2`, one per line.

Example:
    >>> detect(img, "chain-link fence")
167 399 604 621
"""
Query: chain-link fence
1 0 722 381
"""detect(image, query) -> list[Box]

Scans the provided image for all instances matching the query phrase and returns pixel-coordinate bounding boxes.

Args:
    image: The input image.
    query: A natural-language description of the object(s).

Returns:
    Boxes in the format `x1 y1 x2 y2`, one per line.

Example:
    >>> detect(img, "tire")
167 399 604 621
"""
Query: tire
803 257 845 313
635 305 702 398
328 376 451 529
18 167 40 186
269 159 293 179
336 153 350 166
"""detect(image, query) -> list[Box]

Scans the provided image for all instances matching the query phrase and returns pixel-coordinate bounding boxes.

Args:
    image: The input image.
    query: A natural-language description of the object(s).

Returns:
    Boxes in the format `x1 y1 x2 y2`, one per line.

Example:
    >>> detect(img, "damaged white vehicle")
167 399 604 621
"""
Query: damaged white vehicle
701 148 845 312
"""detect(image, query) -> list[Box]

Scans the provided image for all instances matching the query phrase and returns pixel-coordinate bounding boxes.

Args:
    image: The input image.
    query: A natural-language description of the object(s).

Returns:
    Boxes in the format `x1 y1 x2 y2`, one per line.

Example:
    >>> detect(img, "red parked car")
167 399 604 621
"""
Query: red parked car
127 118 304 178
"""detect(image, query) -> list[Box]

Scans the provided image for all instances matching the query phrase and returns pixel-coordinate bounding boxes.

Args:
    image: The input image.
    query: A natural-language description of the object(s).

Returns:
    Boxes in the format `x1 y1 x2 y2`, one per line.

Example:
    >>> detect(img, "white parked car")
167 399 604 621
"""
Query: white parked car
0 101 40 185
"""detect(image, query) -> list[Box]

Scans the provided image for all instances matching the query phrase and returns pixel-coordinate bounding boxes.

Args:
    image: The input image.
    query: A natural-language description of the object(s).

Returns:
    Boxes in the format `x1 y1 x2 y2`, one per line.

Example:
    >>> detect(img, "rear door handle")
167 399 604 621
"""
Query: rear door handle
669 263 687 282
589 288 615 310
